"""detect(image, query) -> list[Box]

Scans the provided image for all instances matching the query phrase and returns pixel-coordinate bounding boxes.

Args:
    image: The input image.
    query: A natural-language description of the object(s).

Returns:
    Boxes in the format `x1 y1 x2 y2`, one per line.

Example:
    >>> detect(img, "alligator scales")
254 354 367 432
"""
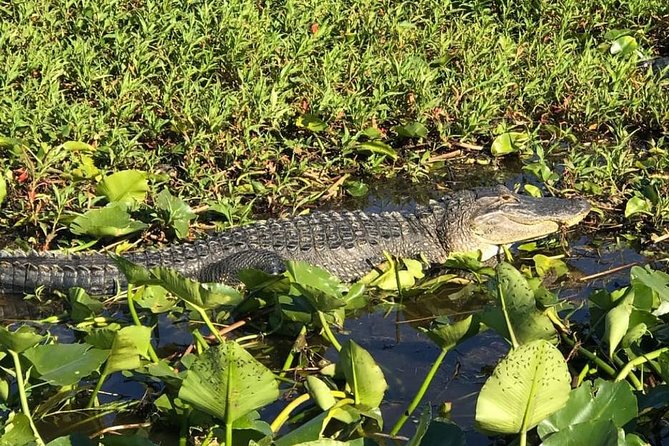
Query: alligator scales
0 186 590 295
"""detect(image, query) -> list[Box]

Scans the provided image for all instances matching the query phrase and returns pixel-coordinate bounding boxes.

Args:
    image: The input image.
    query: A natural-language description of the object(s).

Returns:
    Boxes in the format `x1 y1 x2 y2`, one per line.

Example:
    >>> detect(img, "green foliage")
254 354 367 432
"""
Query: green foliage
96 170 149 205
338 340 387 410
490 132 530 157
23 344 109 387
475 340 571 435
70 203 148 238
178 342 280 424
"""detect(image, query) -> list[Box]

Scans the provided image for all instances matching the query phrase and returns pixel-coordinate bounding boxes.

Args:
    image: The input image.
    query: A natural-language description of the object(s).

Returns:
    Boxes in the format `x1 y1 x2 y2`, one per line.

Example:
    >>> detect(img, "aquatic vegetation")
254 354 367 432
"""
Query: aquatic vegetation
0 253 666 445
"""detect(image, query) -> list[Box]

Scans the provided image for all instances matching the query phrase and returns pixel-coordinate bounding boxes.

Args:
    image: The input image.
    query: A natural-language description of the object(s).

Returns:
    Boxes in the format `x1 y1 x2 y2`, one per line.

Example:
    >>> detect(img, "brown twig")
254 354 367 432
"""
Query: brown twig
578 262 639 282
89 422 152 439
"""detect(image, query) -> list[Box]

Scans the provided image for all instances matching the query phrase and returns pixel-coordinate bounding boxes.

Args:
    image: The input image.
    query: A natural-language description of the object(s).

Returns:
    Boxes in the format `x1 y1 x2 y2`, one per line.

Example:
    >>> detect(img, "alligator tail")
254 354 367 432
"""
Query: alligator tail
0 250 124 295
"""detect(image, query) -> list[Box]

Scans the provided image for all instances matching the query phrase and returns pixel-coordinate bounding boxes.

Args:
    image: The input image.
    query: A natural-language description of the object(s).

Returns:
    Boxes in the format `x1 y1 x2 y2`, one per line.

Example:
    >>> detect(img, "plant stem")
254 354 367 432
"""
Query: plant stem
226 421 232 446
192 329 209 353
560 333 617 377
8 350 45 446
615 347 669 385
87 370 109 408
497 273 519 349
127 285 160 363
194 306 225 344
317 311 342 351
520 430 527 446
179 412 188 446
611 353 643 391
270 390 348 433
389 347 448 436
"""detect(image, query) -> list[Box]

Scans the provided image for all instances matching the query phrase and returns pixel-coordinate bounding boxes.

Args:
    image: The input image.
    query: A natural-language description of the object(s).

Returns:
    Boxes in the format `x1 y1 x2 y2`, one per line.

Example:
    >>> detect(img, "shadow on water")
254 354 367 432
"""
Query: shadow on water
0 162 665 444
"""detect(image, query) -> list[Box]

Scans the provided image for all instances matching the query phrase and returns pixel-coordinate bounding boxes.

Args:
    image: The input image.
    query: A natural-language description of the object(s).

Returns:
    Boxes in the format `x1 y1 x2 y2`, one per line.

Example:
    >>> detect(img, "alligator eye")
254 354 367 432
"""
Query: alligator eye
501 193 516 201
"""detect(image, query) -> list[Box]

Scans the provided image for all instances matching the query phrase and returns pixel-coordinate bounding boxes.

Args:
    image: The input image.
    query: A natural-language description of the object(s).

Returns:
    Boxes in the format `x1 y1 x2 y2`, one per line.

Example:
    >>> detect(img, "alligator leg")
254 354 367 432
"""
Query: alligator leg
197 249 287 284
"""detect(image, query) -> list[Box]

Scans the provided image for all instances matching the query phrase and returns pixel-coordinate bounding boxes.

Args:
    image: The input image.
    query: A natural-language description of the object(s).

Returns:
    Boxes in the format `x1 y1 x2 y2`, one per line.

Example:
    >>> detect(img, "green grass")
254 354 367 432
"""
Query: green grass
0 0 668 246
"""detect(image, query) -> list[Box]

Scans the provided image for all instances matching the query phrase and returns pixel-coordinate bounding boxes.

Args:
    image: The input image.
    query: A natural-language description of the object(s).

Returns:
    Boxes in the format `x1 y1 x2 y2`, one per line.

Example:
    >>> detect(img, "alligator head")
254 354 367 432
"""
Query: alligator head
440 185 591 260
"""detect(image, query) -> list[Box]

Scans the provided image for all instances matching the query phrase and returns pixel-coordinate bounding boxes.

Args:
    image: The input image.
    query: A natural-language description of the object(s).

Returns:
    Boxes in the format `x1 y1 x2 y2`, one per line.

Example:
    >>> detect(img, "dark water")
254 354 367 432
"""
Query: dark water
0 168 663 444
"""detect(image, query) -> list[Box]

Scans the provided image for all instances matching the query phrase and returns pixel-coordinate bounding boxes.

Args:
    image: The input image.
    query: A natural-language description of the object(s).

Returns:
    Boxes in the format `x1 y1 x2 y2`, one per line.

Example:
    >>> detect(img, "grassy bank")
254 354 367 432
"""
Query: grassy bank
0 0 667 245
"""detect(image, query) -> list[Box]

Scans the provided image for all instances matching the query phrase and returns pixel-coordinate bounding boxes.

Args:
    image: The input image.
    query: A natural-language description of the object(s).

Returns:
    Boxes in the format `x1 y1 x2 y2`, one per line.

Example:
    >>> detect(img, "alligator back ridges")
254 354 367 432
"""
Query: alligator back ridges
0 208 444 295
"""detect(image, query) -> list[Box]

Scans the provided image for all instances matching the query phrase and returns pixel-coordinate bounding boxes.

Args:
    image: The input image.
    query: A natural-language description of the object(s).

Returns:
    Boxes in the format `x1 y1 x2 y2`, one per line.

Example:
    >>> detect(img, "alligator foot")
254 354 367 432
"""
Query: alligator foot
198 249 287 284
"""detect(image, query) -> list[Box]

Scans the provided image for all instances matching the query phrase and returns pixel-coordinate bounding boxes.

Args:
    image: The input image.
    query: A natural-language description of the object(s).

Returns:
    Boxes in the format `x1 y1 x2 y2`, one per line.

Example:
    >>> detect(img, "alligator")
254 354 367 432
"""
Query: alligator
0 185 590 296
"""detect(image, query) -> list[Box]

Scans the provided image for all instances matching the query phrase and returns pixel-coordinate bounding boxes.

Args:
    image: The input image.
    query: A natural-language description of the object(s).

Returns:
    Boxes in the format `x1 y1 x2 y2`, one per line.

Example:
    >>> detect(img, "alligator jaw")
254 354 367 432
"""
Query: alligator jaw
469 186 591 246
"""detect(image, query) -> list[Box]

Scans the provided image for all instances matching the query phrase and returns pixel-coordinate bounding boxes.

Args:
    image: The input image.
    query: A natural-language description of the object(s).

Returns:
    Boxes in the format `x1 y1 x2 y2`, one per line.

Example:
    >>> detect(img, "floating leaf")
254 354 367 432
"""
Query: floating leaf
624 196 652 218
610 36 638 56
96 170 149 204
491 132 529 157
356 140 398 160
475 340 571 434
23 344 109 386
393 122 428 138
178 342 279 424
338 340 387 410
70 203 148 238
296 114 328 132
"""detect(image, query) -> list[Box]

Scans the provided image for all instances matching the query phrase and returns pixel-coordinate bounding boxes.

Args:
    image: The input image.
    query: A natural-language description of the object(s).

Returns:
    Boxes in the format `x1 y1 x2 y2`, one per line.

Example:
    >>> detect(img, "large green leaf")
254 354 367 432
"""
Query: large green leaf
491 132 529 157
356 140 398 160
480 263 557 344
631 266 669 302
178 342 279 424
96 170 149 204
393 122 428 138
154 189 196 239
112 256 243 309
338 340 387 410
0 413 35 446
603 291 634 356
0 326 44 353
23 344 109 386
475 340 570 434
421 315 480 351
151 267 243 309
103 326 153 374
70 203 147 238
541 419 620 446
537 380 637 439
286 261 345 298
